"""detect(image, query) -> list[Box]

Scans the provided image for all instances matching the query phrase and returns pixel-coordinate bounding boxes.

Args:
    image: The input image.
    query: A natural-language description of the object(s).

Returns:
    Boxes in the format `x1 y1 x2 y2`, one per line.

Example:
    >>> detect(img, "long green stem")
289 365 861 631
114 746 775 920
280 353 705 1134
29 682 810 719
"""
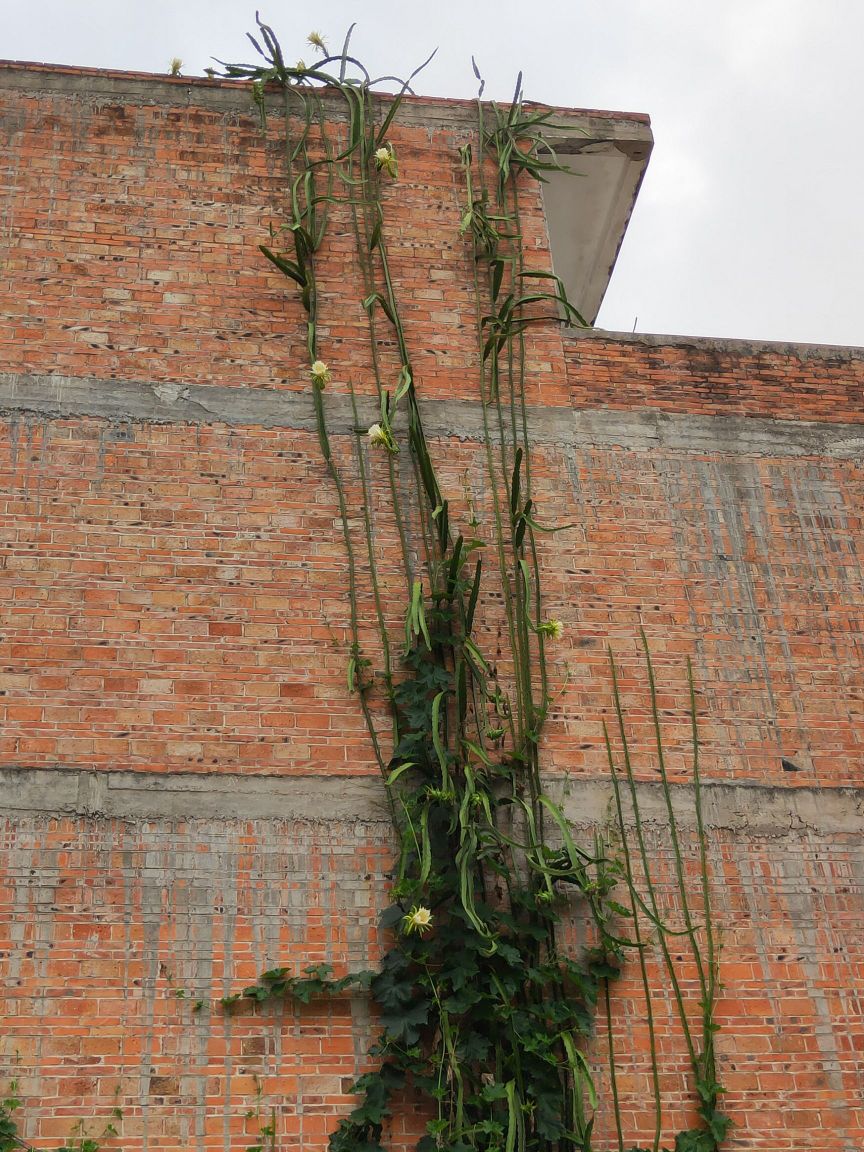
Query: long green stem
641 630 707 1011
605 719 663 1152
610 652 698 1072
209 26 727 1152
604 977 626 1152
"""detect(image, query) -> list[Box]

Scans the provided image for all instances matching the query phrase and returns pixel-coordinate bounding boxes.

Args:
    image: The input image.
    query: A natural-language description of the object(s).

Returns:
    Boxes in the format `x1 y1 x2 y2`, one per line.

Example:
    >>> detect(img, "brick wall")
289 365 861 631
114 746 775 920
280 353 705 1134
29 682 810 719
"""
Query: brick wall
1 64 863 1151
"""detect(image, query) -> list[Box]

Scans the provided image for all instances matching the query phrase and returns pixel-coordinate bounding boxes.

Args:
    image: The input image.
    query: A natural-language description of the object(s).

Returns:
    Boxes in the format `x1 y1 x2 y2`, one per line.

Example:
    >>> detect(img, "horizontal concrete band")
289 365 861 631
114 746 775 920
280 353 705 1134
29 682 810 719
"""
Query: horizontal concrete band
2 371 863 458
2 766 862 837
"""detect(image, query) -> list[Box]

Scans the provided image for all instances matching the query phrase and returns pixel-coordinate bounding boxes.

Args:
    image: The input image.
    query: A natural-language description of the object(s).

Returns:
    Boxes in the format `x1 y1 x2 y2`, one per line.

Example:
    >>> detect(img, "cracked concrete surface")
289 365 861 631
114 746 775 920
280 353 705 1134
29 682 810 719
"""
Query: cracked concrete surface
3 370 864 457
2 766 862 837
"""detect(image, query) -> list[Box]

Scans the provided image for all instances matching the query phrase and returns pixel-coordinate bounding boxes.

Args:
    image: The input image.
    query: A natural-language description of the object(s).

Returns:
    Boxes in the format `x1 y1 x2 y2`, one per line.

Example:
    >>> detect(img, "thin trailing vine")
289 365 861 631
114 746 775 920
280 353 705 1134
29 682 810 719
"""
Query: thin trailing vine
604 641 728 1152
214 15 728 1152
0 1076 122 1152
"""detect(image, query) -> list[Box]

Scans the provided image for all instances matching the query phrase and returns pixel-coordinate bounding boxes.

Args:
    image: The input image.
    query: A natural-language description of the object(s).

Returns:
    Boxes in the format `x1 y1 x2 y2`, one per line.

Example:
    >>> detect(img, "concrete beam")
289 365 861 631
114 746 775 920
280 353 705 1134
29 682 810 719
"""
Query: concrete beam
2 371 864 459
1 766 862 838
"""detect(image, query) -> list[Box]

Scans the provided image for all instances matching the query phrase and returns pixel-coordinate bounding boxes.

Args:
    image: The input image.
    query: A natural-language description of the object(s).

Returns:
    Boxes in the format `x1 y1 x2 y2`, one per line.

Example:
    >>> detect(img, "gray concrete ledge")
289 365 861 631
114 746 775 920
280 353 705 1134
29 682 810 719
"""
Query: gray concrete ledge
0 62 652 143
2 371 864 459
567 325 864 360
569 407 864 458
0 371 330 431
2 767 862 837
0 766 392 823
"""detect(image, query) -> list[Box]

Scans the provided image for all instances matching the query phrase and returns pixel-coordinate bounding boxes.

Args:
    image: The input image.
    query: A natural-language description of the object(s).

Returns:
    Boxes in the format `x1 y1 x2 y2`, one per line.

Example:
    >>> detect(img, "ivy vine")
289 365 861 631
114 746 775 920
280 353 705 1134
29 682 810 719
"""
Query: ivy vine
214 15 729 1152
1 16 729 1152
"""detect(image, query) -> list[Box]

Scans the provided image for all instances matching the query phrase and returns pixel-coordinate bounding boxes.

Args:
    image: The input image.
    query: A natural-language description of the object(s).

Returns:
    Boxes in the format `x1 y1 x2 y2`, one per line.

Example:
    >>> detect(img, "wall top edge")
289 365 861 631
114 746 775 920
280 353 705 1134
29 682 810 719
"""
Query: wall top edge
569 326 864 361
0 59 652 137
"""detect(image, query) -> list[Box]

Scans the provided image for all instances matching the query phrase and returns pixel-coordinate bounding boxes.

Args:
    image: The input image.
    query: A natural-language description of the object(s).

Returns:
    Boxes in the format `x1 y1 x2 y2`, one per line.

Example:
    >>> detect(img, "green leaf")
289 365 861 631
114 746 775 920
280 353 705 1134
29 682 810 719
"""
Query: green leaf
375 47 438 146
491 258 505 301
259 244 306 286
380 999 431 1045
385 761 415 787
431 690 449 779
362 291 396 324
465 558 482 636
395 364 413 401
510 446 523 516
462 739 492 767
504 1081 523 1152
560 1030 598 1110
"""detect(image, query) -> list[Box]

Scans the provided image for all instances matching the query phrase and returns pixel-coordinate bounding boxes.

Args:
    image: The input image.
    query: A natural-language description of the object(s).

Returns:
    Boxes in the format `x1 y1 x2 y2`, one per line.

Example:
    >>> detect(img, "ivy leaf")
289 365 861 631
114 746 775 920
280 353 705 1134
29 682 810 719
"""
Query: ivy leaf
474 1119 505 1137
706 1111 732 1142
674 1130 719 1152
442 955 478 992
441 985 483 1013
379 905 407 931
260 966 290 983
532 1091 566 1141
347 1067 400 1126
372 953 431 1029
479 1079 509 1102
380 998 431 1044
496 940 522 967
332 1130 386 1152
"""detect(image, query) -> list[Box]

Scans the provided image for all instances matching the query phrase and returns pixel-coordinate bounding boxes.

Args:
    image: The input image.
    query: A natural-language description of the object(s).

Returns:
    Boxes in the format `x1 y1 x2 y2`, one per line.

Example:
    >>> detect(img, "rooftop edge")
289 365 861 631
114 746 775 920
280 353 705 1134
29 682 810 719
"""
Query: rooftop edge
569 327 864 360
0 59 651 127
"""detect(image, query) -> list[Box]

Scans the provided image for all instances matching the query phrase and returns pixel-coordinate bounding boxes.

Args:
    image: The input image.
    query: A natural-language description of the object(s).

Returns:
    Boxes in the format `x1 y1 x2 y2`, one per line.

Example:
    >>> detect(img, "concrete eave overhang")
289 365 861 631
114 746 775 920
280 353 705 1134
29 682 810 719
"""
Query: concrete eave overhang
535 111 652 324
0 61 652 322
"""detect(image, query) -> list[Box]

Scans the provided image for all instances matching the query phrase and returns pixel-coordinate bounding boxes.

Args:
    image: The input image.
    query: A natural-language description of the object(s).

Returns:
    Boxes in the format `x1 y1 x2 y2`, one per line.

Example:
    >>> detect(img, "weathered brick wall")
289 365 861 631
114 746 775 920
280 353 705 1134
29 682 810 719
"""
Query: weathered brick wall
566 332 864 421
1 64 863 1151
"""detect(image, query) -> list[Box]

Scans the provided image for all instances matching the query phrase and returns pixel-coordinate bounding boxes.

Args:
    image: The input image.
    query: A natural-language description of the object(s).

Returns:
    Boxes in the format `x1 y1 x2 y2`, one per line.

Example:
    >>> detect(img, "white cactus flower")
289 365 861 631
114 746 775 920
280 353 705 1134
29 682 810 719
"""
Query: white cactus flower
375 143 398 178
310 360 331 387
539 618 563 639
366 422 398 453
402 905 433 935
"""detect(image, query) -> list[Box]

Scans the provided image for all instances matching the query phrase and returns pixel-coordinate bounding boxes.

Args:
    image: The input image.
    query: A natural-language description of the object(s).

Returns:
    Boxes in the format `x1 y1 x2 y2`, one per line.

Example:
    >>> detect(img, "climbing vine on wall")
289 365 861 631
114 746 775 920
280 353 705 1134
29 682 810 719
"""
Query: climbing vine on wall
213 15 729 1152
0 15 728 1152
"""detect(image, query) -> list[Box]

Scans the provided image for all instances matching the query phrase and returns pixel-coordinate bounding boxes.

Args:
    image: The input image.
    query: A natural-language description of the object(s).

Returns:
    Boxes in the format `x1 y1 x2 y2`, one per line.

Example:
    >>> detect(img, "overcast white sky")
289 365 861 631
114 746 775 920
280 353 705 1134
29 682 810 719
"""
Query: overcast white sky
5 1 863 347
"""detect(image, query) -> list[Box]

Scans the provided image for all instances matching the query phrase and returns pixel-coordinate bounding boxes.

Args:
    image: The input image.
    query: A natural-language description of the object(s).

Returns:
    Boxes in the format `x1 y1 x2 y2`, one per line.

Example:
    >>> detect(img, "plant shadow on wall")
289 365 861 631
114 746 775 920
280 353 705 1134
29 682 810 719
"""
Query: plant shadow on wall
0 14 728 1152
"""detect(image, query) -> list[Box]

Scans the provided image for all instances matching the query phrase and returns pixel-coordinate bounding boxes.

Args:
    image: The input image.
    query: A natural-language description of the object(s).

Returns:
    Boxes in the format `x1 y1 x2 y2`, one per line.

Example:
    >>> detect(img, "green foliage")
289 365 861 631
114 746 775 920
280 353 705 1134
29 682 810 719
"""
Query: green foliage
0 1096 121 1152
0 15 730 1152
0 1087 22 1152
0 16 734 1152
222 963 373 1011
212 13 728 1152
